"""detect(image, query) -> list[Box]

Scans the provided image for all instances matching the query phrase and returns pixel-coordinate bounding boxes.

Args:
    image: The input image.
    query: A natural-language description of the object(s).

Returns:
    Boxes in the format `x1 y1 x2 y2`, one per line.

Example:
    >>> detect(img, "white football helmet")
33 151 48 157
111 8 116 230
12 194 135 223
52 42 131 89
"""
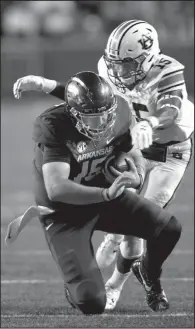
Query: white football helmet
104 20 160 91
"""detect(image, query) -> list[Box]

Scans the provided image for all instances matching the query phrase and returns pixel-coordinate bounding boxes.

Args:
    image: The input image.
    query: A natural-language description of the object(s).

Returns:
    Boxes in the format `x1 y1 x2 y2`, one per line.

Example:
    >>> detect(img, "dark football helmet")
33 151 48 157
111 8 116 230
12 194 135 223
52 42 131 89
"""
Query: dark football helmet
65 71 117 141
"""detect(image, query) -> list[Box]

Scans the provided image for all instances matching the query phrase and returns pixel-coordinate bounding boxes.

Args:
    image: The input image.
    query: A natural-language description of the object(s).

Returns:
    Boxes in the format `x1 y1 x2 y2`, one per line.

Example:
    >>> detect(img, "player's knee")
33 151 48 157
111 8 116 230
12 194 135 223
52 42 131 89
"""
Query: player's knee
121 236 144 258
165 215 182 239
70 279 106 315
159 215 182 243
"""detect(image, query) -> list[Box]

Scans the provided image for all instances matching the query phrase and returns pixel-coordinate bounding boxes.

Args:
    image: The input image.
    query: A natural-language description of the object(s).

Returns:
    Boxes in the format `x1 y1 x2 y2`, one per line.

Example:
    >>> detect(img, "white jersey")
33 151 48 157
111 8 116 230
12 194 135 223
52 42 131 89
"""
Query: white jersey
98 54 194 144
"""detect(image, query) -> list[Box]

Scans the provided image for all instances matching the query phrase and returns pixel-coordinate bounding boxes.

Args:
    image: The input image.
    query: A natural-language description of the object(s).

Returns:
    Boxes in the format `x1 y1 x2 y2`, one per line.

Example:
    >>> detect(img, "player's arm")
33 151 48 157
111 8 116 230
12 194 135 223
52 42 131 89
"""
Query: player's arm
43 161 107 204
13 75 65 100
145 67 185 130
150 89 183 129
131 68 185 149
42 146 134 205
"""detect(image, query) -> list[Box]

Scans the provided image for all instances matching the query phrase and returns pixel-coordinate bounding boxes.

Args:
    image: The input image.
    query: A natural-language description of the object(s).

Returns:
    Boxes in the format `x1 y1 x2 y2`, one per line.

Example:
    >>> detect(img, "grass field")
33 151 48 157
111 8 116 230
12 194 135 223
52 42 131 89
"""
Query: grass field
1 97 194 328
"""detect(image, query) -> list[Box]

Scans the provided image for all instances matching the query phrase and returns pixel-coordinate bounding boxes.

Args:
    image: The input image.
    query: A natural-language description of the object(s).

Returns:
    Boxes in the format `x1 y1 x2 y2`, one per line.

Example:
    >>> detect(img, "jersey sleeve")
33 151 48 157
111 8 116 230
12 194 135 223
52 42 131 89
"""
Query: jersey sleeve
42 145 71 165
158 57 185 97
33 105 69 146
157 89 183 116
49 82 66 100
156 58 186 115
97 56 111 82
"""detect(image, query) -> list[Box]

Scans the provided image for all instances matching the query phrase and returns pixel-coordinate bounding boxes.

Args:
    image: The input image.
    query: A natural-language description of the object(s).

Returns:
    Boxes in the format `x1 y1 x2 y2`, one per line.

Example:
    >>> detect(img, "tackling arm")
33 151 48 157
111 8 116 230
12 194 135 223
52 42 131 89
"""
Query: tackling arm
131 65 185 150
145 66 185 130
131 89 183 149
13 75 65 100
145 89 183 130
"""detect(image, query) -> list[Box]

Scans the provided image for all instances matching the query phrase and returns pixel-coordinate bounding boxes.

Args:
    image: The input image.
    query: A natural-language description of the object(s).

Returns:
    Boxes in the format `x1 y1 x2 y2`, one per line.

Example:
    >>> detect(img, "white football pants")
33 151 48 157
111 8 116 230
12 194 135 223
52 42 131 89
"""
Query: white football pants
119 138 193 259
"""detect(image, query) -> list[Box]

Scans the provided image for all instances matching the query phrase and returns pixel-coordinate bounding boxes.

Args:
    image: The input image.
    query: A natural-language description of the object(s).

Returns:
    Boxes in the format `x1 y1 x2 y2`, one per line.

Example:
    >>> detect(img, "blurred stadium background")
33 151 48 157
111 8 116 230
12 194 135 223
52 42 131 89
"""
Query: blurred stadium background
1 1 194 328
1 0 194 96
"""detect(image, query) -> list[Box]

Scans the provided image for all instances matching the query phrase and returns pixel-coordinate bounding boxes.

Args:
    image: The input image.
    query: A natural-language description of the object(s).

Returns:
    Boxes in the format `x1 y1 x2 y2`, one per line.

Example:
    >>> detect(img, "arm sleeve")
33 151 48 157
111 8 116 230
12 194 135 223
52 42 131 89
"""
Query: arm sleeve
43 145 71 165
49 82 66 101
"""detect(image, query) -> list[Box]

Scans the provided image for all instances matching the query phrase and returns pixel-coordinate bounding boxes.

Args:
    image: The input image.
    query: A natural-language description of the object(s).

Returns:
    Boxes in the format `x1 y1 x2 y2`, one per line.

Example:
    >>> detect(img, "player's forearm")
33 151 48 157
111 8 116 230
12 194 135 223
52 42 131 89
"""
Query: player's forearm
48 178 105 205
146 107 179 130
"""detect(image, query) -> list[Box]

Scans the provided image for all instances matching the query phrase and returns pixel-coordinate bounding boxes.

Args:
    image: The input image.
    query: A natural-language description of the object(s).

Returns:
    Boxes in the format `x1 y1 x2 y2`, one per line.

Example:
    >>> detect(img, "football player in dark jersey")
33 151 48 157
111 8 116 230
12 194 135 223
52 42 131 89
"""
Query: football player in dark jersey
8 71 181 314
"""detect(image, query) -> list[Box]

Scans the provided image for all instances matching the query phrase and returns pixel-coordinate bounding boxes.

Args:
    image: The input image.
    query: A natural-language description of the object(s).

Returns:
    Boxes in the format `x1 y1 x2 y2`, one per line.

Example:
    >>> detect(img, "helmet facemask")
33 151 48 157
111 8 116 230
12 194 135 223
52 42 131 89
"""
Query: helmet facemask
104 52 148 91
70 102 117 141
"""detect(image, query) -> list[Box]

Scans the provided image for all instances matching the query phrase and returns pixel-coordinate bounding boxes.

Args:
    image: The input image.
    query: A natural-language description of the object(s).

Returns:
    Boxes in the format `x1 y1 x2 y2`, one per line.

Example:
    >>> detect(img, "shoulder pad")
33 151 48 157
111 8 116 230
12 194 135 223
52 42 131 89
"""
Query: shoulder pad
115 95 130 120
114 95 132 134
98 56 123 96
157 54 185 93
157 54 185 75
97 56 108 78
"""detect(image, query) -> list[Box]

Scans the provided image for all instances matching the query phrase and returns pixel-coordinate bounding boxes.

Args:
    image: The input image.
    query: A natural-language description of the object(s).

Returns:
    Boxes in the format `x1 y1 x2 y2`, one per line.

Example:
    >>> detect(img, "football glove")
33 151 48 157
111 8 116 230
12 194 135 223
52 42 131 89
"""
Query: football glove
131 120 153 150
13 75 57 99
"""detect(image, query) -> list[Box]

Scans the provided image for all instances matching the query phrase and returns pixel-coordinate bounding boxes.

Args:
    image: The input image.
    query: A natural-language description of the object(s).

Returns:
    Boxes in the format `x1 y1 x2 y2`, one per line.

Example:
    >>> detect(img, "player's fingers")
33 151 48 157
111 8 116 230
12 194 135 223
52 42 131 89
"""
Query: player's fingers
117 181 133 189
115 182 129 191
131 133 137 147
148 131 153 146
13 81 19 98
110 166 121 177
125 158 137 172
115 175 132 186
148 127 153 146
142 132 149 149
140 132 150 149
135 133 142 149
13 79 22 99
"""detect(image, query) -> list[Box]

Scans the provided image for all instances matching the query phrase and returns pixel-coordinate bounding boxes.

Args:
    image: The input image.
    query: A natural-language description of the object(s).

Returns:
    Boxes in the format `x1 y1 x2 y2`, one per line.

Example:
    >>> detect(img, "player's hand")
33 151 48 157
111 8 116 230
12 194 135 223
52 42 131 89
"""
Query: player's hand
131 120 153 150
13 75 45 99
110 157 141 190
104 167 139 200
13 75 57 99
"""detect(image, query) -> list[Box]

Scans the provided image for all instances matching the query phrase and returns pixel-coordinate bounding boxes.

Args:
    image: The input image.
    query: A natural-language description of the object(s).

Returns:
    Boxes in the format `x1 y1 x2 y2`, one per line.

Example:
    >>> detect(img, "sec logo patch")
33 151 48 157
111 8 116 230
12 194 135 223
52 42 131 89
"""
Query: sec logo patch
77 141 87 154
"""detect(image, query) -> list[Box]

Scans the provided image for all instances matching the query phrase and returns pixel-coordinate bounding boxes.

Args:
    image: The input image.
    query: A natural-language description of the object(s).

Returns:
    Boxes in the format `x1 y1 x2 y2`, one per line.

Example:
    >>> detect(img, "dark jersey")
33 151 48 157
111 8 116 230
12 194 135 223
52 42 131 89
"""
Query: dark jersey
33 95 132 185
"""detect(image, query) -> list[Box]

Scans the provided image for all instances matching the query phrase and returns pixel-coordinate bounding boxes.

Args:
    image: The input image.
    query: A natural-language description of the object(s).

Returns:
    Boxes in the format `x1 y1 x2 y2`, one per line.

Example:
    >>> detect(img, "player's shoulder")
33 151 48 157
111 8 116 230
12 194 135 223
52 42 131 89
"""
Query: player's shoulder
33 102 73 145
155 53 185 76
114 95 132 135
97 56 122 96
115 94 130 115
155 54 185 92
97 56 112 84
97 56 107 76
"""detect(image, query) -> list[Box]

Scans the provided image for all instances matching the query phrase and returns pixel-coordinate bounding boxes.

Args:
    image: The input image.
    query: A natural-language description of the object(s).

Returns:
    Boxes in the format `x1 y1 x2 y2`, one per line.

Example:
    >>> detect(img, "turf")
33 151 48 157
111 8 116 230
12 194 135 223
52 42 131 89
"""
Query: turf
1 98 194 328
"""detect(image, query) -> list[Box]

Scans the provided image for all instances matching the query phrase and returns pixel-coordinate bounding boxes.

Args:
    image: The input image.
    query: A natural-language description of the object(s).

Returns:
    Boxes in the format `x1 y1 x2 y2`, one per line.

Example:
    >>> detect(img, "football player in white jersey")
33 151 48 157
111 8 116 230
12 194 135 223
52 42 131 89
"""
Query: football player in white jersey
13 20 194 312
95 20 194 310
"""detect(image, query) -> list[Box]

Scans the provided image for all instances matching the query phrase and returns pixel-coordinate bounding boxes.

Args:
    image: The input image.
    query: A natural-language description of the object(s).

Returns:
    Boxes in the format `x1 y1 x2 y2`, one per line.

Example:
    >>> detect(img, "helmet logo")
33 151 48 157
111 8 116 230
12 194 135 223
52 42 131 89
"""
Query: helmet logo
138 34 153 50
77 141 87 153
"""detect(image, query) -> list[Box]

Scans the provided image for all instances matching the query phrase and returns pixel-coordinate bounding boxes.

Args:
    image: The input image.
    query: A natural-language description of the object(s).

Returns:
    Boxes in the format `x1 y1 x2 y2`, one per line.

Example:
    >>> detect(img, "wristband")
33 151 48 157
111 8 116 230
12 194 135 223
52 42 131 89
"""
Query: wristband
101 188 110 202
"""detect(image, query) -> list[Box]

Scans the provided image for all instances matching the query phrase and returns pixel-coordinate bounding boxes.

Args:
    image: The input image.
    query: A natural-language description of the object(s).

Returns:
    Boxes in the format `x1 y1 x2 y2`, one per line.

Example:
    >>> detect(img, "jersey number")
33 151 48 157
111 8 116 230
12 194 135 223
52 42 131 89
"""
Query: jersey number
132 102 149 120
155 58 172 70
74 157 105 183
